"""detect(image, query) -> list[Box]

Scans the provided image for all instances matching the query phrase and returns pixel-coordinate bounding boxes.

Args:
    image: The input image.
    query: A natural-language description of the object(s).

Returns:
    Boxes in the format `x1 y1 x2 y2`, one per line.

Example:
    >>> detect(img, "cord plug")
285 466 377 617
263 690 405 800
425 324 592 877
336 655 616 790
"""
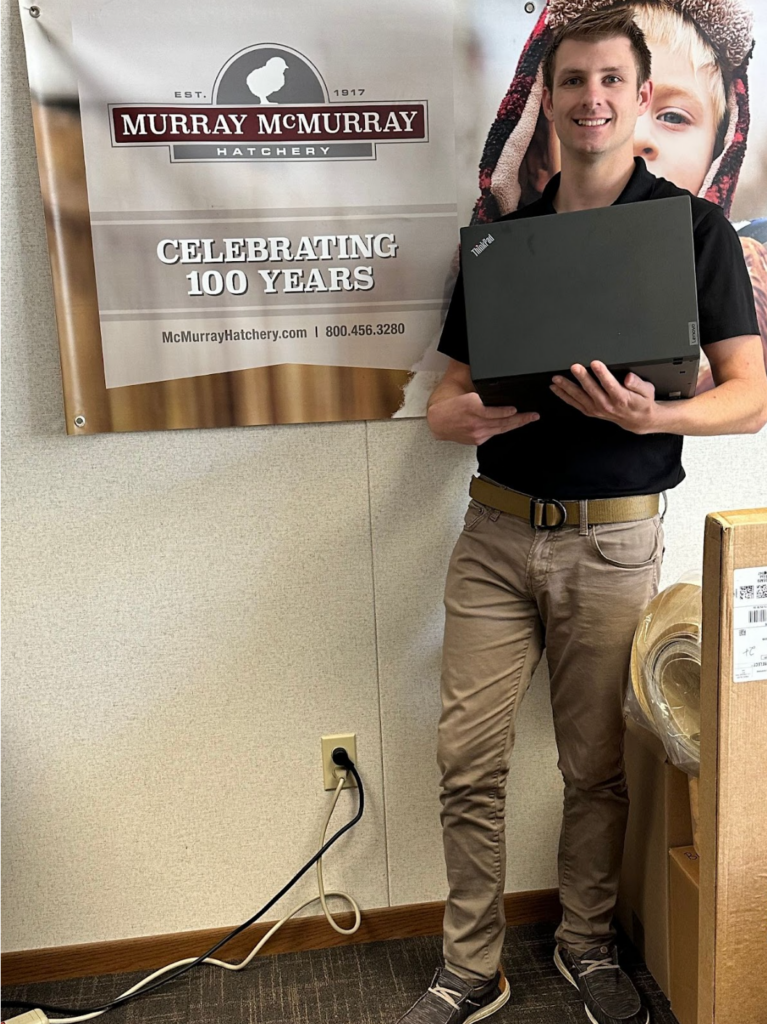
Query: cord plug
2 1011 49 1024
331 746 355 770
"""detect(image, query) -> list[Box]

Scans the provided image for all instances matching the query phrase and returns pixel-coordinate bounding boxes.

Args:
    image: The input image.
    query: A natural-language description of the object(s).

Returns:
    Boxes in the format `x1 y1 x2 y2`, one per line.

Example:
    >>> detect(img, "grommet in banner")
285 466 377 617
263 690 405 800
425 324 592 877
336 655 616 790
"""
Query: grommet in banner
28 5 41 17
524 2 535 11
73 415 86 428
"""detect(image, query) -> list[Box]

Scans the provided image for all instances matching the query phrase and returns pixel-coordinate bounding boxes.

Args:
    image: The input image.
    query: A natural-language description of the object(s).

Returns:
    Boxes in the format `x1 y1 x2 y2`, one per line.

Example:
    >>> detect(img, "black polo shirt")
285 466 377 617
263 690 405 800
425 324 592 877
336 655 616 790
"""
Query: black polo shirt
437 158 759 499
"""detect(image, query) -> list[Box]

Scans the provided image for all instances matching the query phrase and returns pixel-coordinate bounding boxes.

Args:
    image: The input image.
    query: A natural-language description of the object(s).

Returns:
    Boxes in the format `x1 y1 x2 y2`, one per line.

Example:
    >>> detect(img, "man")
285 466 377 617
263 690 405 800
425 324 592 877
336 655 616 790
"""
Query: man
396 8 766 1024
482 0 767 389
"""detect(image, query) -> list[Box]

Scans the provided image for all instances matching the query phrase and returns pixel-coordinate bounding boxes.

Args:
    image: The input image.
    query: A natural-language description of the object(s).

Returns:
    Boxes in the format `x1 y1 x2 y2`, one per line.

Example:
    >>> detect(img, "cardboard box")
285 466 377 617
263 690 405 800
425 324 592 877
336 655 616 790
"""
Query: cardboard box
617 716 693 996
698 510 767 1024
669 846 700 1024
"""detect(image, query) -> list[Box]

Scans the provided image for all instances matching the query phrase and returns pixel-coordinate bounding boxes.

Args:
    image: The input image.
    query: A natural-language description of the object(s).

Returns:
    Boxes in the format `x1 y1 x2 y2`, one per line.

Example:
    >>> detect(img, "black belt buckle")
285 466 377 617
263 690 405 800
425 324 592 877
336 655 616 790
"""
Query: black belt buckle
530 497 567 530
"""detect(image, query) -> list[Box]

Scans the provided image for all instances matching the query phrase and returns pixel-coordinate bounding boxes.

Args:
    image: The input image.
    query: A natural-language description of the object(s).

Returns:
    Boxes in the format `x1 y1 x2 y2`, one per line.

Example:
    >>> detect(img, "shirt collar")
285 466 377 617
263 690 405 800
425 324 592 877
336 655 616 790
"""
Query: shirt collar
539 157 656 213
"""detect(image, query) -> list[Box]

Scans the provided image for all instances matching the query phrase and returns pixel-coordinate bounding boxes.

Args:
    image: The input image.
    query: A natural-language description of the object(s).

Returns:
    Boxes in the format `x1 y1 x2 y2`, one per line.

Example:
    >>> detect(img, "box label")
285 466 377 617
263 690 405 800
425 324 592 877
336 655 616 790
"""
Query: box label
733 565 767 682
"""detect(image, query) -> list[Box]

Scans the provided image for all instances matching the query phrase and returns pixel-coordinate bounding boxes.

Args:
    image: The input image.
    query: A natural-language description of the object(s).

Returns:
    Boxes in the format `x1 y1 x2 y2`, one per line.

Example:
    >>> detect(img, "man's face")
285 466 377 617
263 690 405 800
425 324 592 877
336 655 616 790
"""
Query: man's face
632 37 720 194
542 36 651 160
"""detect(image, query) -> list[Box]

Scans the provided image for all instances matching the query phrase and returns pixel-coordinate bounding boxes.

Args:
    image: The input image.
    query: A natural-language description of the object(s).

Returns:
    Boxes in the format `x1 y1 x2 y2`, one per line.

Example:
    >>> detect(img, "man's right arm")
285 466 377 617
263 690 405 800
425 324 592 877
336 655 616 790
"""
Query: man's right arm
426 358 540 445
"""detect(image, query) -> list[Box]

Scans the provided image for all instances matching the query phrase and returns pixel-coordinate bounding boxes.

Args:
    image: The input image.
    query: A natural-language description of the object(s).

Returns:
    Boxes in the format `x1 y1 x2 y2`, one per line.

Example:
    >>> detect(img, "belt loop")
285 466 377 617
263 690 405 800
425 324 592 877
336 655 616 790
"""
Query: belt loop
579 499 589 536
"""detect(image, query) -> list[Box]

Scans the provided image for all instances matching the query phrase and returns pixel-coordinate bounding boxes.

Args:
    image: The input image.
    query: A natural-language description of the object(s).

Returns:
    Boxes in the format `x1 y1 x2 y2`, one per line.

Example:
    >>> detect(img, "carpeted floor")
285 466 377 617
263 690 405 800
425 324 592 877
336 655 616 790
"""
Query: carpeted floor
1 923 679 1024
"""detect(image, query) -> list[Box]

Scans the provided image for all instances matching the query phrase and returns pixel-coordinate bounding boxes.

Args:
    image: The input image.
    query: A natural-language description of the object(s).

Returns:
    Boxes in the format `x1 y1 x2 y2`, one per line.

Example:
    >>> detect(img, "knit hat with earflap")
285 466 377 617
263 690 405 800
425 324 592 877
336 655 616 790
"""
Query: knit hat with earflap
471 0 754 223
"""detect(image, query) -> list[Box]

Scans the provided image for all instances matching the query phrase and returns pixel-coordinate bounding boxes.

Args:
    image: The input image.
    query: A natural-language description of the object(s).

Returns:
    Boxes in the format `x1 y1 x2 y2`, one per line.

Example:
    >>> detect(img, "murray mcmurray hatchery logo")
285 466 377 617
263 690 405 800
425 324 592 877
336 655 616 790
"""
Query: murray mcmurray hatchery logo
110 43 429 163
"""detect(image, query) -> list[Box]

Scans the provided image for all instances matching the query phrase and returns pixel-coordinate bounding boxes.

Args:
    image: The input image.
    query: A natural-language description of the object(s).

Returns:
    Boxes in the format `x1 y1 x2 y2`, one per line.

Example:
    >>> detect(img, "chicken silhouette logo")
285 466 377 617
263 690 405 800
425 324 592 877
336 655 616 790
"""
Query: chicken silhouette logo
215 44 326 106
111 42 428 162
245 57 289 104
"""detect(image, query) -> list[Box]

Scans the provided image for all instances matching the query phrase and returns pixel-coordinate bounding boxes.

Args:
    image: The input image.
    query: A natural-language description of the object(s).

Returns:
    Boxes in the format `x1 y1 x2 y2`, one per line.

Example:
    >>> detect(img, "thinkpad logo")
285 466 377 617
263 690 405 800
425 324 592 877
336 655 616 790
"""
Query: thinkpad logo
110 43 428 163
471 234 495 257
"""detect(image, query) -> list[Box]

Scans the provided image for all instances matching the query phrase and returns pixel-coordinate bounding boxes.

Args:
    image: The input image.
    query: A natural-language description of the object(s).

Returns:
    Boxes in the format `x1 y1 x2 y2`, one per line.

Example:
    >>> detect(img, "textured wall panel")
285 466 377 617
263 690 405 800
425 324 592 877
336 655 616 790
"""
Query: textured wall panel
3 0 766 957
2 3 386 950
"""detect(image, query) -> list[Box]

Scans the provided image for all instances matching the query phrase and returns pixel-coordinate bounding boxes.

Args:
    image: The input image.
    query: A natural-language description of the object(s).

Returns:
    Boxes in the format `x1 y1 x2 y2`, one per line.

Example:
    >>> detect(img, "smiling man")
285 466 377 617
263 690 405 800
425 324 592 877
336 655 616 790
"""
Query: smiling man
395 8 767 1024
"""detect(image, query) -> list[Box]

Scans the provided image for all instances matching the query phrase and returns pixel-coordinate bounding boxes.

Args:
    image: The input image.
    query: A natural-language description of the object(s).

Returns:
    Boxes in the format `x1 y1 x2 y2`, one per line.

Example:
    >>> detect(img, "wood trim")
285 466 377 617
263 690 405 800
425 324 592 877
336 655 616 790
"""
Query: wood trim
1 888 560 986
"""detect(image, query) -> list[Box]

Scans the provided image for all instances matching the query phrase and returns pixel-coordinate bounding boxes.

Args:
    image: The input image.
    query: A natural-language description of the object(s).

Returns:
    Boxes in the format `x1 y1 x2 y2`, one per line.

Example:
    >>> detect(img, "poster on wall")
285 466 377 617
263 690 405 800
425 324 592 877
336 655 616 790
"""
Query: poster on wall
18 0 766 434
18 0 457 433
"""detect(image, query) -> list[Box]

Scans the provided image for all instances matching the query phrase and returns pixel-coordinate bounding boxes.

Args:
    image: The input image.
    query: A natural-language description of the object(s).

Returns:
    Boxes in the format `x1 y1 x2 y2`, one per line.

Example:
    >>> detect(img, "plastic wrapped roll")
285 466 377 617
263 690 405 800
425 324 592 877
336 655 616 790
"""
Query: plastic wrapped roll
627 576 702 776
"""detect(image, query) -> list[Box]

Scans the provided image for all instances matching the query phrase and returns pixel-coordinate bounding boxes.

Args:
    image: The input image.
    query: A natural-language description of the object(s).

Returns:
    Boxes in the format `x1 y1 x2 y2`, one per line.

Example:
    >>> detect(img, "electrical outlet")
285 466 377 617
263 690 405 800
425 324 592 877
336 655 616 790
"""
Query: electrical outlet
321 733 357 790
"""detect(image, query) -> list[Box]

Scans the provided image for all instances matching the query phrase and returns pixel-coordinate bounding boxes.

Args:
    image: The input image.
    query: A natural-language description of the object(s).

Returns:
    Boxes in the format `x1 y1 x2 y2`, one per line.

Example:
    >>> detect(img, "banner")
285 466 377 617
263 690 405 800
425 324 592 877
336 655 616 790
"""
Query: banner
19 0 456 432
18 0 766 433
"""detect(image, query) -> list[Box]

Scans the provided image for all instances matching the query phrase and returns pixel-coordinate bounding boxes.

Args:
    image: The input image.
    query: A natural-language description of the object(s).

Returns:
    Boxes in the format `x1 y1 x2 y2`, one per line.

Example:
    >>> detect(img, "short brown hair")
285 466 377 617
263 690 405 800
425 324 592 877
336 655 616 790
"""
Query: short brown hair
542 6 652 93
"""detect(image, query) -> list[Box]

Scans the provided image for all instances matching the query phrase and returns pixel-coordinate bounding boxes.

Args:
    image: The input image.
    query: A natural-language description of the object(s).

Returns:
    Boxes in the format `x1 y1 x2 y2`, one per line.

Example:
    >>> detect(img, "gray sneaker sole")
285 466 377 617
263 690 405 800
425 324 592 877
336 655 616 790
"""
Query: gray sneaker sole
552 948 650 1024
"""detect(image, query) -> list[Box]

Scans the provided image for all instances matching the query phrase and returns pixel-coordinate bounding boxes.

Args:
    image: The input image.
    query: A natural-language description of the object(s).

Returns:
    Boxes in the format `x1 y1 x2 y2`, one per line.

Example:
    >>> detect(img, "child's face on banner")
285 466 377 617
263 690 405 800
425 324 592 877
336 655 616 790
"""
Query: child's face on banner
632 36 720 194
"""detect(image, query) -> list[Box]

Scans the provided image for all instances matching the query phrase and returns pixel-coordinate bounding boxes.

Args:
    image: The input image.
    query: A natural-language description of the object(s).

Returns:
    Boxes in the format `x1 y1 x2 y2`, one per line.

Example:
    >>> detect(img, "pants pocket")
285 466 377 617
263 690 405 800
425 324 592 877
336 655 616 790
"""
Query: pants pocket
463 499 490 533
591 516 663 569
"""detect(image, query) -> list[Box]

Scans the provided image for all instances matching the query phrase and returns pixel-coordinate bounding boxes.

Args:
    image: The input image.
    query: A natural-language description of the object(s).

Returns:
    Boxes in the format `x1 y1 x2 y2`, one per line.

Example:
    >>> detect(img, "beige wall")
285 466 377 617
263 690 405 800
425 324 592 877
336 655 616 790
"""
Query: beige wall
2 2 765 953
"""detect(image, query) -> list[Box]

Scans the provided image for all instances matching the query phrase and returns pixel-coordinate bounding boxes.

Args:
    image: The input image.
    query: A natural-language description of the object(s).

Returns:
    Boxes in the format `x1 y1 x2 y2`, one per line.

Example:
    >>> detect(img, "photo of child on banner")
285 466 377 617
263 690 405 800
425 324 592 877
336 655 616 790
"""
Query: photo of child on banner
472 0 766 394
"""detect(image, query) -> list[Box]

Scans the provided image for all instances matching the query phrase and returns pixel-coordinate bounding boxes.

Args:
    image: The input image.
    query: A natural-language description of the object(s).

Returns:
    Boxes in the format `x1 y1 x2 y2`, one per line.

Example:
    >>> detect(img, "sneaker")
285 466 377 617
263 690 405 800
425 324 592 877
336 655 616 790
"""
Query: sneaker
554 944 649 1024
395 965 510 1024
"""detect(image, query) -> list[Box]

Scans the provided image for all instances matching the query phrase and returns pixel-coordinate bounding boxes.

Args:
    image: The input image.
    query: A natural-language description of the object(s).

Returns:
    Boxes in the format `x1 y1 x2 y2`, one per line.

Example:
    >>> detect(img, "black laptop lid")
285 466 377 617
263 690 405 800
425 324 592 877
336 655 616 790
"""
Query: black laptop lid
460 196 699 384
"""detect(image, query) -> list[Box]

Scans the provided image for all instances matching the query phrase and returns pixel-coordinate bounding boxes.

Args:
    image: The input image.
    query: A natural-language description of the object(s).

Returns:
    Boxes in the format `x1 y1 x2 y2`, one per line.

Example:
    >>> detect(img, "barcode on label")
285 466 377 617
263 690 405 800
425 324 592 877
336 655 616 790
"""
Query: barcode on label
748 608 767 623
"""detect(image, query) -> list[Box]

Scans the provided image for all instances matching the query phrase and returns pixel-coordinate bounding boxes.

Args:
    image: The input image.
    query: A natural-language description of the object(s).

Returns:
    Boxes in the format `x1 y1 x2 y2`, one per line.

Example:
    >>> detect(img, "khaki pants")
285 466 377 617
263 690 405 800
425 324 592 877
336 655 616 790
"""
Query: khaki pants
438 495 663 982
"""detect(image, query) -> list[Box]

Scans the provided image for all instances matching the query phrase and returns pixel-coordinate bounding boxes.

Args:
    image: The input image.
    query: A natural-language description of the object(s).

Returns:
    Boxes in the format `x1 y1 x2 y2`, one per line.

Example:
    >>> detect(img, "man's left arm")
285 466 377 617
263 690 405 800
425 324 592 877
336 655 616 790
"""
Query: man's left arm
552 206 767 436
550 335 767 436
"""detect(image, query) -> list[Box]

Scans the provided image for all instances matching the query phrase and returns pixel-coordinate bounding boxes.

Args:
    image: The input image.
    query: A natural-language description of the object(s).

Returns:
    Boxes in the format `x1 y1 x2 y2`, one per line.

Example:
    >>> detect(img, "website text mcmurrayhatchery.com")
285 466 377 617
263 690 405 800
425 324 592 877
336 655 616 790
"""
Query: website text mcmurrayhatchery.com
161 327 308 344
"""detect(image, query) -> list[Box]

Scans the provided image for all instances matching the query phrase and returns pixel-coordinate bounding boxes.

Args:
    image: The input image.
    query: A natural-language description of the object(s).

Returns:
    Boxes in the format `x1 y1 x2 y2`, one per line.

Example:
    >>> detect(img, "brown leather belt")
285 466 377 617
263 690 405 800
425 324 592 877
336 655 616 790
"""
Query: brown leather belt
469 476 660 530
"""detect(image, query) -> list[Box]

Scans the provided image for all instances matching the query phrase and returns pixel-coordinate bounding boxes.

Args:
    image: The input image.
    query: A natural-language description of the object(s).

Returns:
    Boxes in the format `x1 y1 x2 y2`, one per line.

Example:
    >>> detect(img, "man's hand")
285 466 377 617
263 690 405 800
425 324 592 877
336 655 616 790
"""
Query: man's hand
429 391 540 445
427 358 539 445
550 361 657 433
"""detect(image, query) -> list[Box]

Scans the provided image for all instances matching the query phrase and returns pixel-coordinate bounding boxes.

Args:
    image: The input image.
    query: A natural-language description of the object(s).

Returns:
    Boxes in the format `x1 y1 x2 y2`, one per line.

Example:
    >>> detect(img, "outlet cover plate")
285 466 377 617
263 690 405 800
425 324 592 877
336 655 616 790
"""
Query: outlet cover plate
321 733 357 790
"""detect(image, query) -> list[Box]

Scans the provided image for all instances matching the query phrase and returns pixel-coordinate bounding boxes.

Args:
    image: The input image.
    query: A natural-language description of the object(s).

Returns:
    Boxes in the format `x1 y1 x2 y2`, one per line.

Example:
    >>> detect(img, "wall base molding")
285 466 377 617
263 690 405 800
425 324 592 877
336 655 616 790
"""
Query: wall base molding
1 888 560 986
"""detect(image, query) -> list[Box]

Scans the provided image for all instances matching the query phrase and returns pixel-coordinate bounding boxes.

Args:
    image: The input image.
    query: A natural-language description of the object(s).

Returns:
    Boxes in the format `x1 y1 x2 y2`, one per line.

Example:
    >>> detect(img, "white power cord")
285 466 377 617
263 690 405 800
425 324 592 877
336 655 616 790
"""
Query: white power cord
5 772 360 1024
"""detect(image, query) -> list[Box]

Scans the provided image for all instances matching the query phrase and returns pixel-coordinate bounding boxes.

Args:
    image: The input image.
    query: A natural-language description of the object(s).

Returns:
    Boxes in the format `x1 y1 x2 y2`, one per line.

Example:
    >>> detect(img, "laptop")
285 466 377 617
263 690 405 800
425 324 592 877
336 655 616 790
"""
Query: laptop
460 196 700 408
